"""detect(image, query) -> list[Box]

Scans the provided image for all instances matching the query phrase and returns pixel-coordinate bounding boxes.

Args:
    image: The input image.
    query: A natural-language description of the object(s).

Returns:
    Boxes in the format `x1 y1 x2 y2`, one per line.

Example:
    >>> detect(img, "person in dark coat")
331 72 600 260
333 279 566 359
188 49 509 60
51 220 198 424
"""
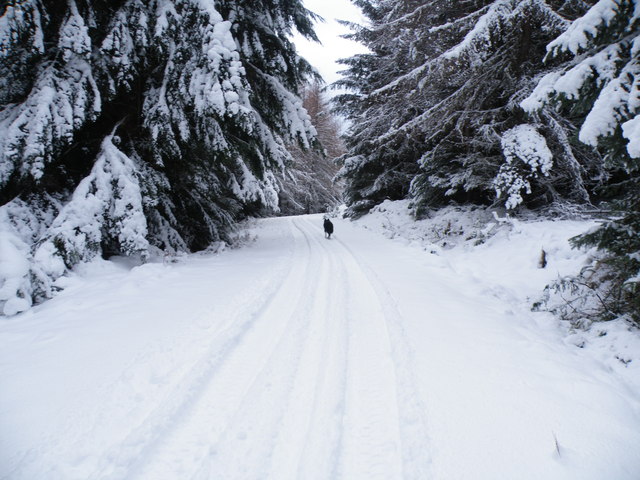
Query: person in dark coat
323 217 334 239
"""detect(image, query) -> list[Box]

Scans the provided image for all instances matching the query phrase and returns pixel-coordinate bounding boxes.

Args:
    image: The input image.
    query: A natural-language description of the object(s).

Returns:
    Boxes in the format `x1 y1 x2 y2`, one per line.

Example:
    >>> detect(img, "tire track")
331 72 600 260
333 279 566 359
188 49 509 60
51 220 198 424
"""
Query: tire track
88 215 432 480
334 229 433 479
296 217 431 479
86 220 305 480
190 218 330 479
267 218 350 480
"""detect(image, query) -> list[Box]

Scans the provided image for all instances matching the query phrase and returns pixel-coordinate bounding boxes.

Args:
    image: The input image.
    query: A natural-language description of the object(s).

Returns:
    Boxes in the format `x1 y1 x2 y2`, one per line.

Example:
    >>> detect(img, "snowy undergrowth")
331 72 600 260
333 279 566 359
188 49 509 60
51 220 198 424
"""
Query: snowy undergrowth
354 200 499 250
352 199 640 392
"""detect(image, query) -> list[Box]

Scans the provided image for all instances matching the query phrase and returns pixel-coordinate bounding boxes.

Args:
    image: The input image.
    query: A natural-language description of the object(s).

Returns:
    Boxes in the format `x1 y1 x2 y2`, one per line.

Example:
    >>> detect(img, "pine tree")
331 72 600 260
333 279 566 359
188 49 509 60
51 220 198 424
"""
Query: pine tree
278 82 344 215
334 0 424 217
410 0 606 213
524 0 640 323
336 0 603 217
0 0 318 315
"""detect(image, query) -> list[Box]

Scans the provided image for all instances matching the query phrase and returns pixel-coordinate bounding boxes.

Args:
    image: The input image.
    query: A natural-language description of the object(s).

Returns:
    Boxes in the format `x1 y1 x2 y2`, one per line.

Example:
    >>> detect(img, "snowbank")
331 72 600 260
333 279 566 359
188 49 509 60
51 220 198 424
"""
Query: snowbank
352 200 640 393
1 208 639 479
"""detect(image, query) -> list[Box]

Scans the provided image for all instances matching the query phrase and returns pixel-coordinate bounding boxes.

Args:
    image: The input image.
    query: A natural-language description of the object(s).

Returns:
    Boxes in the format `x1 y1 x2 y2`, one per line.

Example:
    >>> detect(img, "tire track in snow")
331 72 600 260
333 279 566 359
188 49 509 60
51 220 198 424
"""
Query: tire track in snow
333 227 433 479
122 217 337 479
266 218 350 480
294 217 431 479
188 218 332 479
334 241 404 477
86 220 304 480
88 215 432 479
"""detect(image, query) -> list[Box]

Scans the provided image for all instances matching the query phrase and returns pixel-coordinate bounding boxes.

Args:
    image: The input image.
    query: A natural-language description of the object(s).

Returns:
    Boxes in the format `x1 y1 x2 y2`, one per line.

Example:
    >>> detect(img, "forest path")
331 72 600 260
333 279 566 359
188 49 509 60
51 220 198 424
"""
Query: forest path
92 216 432 480
2 215 639 480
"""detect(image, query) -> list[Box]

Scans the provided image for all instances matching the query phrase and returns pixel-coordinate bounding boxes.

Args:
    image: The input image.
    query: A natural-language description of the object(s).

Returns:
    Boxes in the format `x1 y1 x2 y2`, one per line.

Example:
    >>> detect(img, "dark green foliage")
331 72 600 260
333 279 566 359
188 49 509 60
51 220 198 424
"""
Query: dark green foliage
334 0 434 217
0 0 318 249
335 0 602 217
527 0 640 323
0 0 319 313
569 183 640 325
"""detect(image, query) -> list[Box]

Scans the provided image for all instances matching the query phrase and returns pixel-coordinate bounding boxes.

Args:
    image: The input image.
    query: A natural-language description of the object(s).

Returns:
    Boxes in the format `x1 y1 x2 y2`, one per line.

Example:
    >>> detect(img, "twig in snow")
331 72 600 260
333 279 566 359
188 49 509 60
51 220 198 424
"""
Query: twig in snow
553 431 561 458
539 248 547 268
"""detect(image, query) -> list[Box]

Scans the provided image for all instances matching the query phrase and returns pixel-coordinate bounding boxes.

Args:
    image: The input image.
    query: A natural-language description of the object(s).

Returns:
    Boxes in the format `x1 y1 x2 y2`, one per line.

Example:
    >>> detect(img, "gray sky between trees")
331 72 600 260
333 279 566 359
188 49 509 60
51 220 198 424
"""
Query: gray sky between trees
295 0 367 86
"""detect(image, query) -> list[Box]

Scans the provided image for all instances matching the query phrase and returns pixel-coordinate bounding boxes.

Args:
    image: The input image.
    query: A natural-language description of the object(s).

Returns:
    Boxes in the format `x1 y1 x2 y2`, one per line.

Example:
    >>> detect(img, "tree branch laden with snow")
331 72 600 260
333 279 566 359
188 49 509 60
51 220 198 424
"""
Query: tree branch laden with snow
495 124 554 209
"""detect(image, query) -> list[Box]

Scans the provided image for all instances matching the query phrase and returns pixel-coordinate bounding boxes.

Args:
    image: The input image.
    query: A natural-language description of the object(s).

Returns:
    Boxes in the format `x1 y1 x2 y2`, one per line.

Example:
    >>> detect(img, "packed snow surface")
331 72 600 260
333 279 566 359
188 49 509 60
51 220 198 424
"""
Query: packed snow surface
1 206 640 479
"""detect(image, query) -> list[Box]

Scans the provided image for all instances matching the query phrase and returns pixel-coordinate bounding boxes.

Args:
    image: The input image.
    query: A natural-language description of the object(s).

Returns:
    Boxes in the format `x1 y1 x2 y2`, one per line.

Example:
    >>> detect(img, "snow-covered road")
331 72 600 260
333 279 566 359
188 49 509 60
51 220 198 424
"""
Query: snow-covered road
1 214 639 479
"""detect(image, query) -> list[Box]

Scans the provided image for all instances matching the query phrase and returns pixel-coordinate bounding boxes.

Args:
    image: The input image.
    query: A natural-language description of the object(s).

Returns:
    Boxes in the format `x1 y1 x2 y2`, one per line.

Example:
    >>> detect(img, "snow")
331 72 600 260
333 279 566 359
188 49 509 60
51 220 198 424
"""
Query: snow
502 125 553 176
442 1 505 60
495 124 553 209
524 1 640 155
34 134 149 284
0 220 31 316
0 59 101 187
522 38 640 149
1 207 639 479
578 47 640 147
0 0 44 56
230 161 281 208
442 0 563 62
622 114 640 158
546 0 632 56
521 42 622 115
154 0 180 37
101 2 148 91
189 11 249 119
0 198 58 316
520 71 562 112
58 0 91 61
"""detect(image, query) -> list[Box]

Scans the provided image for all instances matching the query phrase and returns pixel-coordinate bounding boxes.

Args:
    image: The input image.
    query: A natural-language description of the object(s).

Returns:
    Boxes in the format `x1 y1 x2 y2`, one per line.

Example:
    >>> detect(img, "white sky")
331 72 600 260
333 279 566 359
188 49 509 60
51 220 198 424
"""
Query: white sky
294 0 368 86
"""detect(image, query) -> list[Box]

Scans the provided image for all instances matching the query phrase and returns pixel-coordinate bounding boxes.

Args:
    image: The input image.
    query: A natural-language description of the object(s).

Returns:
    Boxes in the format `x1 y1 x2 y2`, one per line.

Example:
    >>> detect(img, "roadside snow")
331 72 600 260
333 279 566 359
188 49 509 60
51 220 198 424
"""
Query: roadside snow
1 207 639 479
355 200 640 394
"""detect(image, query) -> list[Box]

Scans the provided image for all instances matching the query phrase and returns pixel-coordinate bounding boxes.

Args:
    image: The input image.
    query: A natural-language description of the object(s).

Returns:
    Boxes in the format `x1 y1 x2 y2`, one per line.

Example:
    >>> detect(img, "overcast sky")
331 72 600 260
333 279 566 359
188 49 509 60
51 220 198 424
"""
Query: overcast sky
294 0 367 86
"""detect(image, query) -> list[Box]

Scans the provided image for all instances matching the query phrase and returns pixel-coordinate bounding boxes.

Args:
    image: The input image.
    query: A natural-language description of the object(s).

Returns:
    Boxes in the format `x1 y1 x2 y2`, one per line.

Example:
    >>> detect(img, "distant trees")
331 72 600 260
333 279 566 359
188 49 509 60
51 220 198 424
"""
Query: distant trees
0 0 319 315
278 82 344 214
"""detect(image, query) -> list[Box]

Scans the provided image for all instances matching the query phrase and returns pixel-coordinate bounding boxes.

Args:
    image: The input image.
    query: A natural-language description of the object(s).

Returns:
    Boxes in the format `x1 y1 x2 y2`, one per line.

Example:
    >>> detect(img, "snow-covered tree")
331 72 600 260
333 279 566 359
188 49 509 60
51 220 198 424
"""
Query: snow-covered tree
411 0 607 212
336 0 603 216
278 82 344 214
334 0 423 216
0 0 318 315
494 124 554 210
522 0 640 157
524 0 640 323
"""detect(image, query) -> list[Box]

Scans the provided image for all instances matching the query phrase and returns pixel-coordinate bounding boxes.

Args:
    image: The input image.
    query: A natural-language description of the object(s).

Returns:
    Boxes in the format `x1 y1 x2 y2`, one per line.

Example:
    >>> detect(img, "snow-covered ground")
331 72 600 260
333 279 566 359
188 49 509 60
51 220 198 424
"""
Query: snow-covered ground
1 204 639 479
